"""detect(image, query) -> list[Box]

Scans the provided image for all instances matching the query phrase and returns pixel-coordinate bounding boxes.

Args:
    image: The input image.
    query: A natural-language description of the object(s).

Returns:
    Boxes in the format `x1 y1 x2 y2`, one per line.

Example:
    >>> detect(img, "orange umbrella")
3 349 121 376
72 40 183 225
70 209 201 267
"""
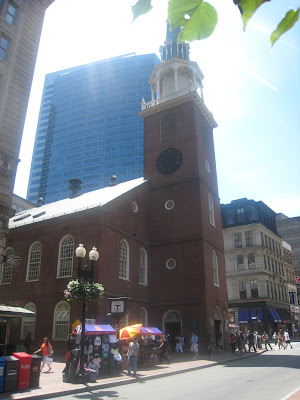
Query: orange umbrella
119 324 142 340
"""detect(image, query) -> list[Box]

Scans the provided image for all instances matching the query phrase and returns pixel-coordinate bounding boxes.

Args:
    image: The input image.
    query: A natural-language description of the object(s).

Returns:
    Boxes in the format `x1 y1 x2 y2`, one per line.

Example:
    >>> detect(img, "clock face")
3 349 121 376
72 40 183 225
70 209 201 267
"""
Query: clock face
156 148 183 174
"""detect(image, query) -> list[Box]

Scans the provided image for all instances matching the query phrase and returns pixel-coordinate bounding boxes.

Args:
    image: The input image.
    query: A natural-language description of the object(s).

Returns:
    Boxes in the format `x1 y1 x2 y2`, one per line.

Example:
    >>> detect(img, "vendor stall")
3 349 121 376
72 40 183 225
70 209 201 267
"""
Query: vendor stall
64 324 122 383
119 325 163 367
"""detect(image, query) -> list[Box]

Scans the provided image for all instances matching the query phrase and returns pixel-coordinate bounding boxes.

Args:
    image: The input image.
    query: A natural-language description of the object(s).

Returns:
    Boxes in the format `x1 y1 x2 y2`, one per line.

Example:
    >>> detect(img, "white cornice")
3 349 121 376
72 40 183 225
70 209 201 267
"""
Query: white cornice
139 91 217 129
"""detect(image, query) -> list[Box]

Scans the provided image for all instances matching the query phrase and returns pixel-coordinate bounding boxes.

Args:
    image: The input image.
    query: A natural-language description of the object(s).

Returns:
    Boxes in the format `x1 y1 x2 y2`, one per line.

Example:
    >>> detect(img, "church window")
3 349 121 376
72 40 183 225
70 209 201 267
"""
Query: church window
139 248 148 285
208 193 215 226
138 307 148 326
166 258 176 270
53 301 70 340
21 303 36 339
131 201 138 213
0 247 14 284
119 239 129 280
57 235 74 278
27 242 42 281
165 200 175 210
213 250 219 286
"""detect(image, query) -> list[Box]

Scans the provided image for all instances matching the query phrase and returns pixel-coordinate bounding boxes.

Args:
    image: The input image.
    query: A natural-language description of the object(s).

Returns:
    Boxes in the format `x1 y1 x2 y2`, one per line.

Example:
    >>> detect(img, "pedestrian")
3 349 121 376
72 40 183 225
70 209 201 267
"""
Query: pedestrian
230 332 236 354
278 331 286 350
283 330 293 349
240 331 247 353
34 337 53 372
24 332 32 354
190 332 199 360
262 331 272 350
256 332 262 350
207 336 213 359
235 331 242 354
247 331 256 352
159 336 171 363
175 336 183 353
272 332 278 346
127 337 139 377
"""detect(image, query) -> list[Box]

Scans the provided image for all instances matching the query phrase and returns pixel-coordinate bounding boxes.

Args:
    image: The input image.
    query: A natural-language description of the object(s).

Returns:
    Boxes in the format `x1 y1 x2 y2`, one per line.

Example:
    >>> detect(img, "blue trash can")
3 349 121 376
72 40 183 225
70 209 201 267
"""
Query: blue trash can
0 357 6 393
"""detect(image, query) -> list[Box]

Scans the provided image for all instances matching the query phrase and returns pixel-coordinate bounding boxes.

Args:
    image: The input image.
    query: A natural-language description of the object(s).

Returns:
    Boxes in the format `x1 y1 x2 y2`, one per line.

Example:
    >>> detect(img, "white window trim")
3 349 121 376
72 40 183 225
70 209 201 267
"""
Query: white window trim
119 239 129 281
53 301 70 341
139 248 148 286
57 234 74 279
21 302 36 340
213 250 220 286
208 193 216 227
138 307 148 326
26 241 42 282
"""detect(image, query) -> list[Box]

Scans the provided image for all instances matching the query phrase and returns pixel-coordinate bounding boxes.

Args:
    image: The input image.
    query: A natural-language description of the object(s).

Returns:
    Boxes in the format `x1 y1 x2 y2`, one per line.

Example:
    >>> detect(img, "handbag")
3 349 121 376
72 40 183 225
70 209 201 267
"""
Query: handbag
49 345 54 356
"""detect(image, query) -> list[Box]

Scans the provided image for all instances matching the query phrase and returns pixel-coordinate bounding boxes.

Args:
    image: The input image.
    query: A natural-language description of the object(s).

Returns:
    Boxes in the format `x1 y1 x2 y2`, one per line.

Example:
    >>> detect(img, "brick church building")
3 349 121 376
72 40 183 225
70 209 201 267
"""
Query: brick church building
1 29 229 355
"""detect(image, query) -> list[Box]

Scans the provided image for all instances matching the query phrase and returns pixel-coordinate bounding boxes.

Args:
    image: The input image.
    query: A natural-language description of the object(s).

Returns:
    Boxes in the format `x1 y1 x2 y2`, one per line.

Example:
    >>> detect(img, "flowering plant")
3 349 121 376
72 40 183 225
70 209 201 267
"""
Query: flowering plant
64 279 104 303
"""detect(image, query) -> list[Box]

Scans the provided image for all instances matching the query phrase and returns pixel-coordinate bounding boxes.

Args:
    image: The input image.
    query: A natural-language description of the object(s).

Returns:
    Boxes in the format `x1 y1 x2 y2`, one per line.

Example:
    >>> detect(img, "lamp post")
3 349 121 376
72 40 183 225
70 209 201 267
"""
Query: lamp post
75 243 99 380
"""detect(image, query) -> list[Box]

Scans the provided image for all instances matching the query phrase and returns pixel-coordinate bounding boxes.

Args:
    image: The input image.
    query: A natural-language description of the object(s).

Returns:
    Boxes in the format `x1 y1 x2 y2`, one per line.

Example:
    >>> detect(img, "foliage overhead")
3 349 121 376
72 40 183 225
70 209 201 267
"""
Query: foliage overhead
132 0 299 46
168 0 218 41
64 279 104 303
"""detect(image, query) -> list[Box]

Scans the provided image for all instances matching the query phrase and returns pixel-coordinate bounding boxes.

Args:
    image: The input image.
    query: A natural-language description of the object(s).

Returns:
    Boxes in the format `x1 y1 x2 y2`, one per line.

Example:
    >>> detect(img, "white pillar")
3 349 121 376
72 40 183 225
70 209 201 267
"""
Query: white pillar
174 69 178 92
151 90 154 101
157 78 160 99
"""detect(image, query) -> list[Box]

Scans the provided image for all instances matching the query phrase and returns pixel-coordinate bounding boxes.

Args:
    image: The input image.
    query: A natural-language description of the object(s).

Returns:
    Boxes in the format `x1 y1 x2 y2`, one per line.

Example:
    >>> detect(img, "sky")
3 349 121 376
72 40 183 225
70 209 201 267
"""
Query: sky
13 0 300 217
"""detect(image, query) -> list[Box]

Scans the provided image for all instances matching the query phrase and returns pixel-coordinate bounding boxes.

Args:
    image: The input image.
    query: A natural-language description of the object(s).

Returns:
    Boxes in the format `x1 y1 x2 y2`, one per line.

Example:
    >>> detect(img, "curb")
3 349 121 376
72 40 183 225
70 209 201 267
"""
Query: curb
0 351 267 400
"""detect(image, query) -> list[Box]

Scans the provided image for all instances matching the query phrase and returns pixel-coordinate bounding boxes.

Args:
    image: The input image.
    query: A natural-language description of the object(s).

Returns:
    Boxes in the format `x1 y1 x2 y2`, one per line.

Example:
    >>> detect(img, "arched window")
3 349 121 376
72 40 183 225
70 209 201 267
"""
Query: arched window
0 247 14 284
57 235 74 278
27 242 42 281
208 193 215 226
139 248 148 285
53 301 70 340
138 307 148 326
21 303 36 339
213 250 219 286
119 239 129 280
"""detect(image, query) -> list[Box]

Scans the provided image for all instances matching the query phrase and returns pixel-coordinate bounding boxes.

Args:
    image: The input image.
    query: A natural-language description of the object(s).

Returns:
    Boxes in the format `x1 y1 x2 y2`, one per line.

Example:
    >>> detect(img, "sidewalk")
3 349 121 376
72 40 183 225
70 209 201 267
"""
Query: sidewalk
0 349 266 400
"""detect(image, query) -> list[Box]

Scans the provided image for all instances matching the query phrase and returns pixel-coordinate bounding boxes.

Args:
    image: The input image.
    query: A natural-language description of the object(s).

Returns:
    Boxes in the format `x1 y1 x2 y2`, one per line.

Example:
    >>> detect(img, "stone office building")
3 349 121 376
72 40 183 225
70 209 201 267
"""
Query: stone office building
0 29 229 355
222 198 299 335
0 0 54 271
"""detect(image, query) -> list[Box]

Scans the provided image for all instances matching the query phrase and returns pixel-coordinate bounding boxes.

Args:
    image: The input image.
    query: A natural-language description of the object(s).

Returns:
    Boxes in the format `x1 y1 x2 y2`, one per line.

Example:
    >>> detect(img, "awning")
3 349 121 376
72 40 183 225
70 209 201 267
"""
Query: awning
140 327 163 336
83 324 116 335
268 307 282 323
238 308 250 323
0 305 35 318
251 307 263 323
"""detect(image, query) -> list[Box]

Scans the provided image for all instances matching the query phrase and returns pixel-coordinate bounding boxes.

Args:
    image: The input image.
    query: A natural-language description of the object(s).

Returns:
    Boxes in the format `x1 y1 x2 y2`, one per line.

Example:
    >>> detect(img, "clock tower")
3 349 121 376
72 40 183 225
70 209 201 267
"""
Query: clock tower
139 26 228 344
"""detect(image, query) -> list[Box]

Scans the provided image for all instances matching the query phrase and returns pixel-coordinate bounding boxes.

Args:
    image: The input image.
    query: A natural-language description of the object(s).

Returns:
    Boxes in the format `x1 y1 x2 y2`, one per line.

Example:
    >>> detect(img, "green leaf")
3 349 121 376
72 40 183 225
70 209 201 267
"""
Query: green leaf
168 0 218 41
270 8 300 46
132 0 153 22
234 0 270 29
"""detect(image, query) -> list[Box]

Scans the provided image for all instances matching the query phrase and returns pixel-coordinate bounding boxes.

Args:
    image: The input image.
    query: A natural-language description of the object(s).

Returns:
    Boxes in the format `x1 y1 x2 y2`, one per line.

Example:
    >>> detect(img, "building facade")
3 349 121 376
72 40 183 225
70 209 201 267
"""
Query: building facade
0 0 54 273
26 54 160 205
1 30 229 356
276 214 300 276
222 198 299 335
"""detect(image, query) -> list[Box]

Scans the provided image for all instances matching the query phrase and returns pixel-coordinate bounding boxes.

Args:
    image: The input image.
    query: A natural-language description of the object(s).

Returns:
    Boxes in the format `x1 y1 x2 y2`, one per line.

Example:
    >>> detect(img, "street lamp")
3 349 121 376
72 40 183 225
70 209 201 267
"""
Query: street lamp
75 243 99 381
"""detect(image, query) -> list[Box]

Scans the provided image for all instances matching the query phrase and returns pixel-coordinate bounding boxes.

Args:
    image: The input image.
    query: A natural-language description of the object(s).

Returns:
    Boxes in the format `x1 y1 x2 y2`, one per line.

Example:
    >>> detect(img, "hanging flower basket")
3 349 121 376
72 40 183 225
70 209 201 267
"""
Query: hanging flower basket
64 279 104 303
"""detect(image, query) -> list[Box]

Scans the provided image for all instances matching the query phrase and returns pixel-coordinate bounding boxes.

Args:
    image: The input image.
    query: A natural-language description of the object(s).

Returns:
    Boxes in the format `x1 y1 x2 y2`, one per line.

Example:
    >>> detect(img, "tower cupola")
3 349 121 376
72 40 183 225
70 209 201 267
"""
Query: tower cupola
141 21 205 111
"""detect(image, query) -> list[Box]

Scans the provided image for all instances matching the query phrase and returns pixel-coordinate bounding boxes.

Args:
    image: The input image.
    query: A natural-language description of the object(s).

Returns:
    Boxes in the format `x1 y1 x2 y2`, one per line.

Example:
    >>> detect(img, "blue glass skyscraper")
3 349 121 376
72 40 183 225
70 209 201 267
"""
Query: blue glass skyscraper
27 53 160 204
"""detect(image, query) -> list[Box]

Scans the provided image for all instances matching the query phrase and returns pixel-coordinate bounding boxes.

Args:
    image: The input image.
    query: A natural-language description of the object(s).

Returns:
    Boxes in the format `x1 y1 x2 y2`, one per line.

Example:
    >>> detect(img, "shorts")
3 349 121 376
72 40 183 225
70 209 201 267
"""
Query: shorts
191 343 198 353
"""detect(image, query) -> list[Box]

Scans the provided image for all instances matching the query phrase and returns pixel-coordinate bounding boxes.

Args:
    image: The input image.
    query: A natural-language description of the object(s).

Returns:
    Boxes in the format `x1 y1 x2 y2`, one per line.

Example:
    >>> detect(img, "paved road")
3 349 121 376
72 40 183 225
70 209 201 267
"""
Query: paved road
50 343 300 400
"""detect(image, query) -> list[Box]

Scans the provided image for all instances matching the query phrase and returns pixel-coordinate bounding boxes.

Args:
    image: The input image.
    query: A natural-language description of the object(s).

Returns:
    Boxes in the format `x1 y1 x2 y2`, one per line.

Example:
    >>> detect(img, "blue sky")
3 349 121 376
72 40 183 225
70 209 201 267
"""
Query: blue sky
13 0 300 217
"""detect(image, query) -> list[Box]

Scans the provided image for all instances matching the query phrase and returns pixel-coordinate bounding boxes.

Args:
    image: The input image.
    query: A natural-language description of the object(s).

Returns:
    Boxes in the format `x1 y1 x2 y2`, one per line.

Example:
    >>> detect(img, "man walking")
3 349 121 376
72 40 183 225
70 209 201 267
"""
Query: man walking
247 331 256 352
190 332 199 360
127 337 139 377
262 331 272 350
284 330 293 349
